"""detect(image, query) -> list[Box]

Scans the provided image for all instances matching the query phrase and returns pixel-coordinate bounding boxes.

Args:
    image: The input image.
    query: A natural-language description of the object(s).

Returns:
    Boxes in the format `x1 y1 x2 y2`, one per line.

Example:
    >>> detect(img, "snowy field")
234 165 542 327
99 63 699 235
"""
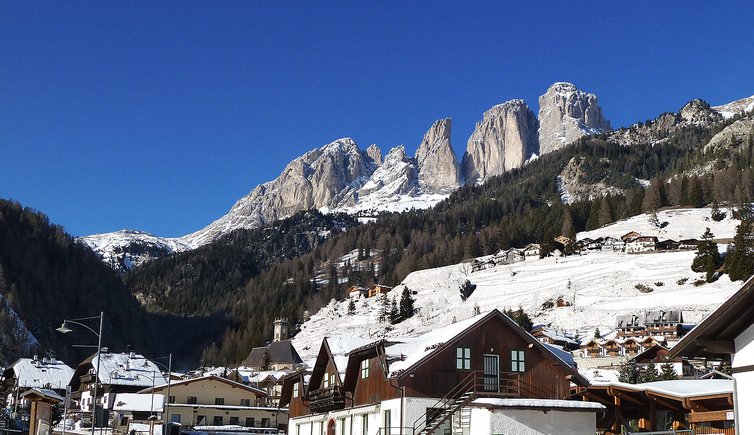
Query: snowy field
292 207 743 362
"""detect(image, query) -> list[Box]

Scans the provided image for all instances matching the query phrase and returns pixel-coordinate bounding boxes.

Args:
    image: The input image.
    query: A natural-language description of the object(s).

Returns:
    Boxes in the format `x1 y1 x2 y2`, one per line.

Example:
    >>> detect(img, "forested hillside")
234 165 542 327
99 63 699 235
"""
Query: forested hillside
195 111 754 364
0 199 225 367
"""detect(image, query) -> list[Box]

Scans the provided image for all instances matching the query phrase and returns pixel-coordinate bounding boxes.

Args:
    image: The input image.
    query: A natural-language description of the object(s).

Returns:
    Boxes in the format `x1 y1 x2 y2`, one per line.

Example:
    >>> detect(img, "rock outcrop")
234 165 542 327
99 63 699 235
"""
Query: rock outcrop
538 82 610 155
358 145 418 198
181 138 376 247
679 99 723 126
415 118 460 193
713 94 754 119
366 144 383 166
461 100 538 184
704 118 754 152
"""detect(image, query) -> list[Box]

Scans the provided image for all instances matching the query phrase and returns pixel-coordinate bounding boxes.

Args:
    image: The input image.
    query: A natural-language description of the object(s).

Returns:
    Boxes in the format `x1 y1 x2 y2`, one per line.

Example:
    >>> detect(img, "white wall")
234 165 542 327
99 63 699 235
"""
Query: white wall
734 323 754 434
468 407 596 435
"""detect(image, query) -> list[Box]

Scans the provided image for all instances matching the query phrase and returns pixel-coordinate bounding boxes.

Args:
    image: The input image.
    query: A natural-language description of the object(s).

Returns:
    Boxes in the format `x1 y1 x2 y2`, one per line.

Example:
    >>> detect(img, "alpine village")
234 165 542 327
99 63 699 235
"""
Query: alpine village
3 79 754 435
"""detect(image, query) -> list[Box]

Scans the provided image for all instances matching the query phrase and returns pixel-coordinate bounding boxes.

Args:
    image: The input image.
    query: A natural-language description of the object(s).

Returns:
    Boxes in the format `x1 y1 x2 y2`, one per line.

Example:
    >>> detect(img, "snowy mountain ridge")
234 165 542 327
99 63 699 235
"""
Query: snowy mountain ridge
291 207 742 363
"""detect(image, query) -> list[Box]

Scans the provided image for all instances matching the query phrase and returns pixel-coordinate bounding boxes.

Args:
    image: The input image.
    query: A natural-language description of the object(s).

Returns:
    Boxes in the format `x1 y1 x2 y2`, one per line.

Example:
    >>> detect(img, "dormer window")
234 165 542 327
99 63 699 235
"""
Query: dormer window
293 382 299 399
360 359 370 379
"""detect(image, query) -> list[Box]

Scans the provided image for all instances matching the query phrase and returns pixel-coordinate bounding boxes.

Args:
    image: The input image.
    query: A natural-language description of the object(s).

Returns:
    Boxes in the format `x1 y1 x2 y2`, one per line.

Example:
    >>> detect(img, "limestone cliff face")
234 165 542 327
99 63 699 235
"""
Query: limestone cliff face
366 144 383 166
538 82 610 155
181 138 376 246
415 118 460 193
461 100 538 184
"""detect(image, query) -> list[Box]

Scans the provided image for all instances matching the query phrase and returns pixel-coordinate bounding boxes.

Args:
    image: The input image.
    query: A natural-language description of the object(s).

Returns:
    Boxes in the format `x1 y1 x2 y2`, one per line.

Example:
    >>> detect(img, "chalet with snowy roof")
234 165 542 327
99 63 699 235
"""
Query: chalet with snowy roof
367 284 392 298
493 247 525 264
69 351 167 414
579 336 666 359
657 239 680 251
615 313 647 338
645 310 684 338
631 344 694 379
579 380 735 433
621 231 641 242
2 356 74 409
522 243 540 258
678 238 699 250
531 327 580 351
243 319 303 371
138 374 285 431
235 368 291 406
346 285 368 299
281 309 602 435
601 236 624 252
669 275 754 433
625 236 658 254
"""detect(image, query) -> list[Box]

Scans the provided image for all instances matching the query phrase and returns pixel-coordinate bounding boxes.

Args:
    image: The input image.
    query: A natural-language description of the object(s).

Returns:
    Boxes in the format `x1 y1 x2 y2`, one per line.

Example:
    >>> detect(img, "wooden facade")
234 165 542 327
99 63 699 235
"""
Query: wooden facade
282 310 588 422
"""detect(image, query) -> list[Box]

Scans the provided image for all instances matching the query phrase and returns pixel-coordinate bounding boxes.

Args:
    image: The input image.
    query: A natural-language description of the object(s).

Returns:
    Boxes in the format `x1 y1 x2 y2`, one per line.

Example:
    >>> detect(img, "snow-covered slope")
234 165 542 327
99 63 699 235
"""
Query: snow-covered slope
713 94 754 119
78 230 191 271
292 207 742 362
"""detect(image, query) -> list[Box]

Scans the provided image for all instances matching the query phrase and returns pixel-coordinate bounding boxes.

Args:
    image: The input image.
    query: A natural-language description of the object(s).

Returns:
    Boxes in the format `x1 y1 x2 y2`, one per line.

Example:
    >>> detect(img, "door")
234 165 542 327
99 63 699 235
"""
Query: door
326 418 336 435
483 354 499 392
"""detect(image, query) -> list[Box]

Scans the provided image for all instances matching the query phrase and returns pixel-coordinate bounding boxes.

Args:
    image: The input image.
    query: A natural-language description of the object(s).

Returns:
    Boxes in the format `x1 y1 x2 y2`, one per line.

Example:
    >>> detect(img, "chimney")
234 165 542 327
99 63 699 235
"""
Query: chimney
273 318 289 342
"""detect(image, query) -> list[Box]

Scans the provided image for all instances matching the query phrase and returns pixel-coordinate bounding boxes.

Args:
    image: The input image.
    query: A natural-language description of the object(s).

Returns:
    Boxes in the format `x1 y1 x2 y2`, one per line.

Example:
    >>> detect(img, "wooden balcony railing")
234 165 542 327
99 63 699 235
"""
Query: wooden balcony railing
307 385 346 413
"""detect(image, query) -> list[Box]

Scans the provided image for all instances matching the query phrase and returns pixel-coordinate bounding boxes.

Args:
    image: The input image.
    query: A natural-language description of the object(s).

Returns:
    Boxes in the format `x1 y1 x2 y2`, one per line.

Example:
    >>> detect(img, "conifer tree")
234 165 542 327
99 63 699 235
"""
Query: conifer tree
639 361 659 383
659 359 677 380
399 287 415 321
618 359 640 384
597 197 613 227
692 228 722 282
347 298 356 315
725 218 754 281
389 297 399 324
561 209 576 239
378 294 389 322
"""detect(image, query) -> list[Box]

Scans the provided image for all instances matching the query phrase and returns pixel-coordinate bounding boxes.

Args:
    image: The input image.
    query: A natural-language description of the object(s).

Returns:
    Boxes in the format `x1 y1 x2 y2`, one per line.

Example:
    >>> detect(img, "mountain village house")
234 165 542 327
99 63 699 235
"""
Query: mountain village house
2 356 74 410
367 285 392 298
280 310 603 435
625 236 659 254
69 351 167 422
138 375 285 432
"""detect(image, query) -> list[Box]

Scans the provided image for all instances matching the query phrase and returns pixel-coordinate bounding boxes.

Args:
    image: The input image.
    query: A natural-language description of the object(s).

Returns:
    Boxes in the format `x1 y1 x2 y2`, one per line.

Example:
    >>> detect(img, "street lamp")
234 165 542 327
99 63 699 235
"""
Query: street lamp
57 311 104 435
147 354 173 435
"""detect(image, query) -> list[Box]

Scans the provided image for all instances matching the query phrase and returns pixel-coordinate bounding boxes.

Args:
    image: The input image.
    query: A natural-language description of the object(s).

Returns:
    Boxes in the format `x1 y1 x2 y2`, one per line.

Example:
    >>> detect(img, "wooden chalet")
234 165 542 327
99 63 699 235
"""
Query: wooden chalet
616 313 647 338
281 310 600 435
582 339 605 358
368 284 392 298
657 239 680 251
645 310 684 338
601 236 624 252
632 344 695 378
625 236 658 254
578 380 735 434
621 231 641 242
522 243 540 258
678 239 699 250
347 285 369 299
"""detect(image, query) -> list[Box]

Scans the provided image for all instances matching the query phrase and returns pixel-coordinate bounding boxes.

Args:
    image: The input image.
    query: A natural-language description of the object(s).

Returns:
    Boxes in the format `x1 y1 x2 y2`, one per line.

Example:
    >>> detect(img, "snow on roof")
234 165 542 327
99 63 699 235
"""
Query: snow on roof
235 369 290 384
94 353 167 388
20 388 65 402
542 343 576 367
324 334 373 375
473 398 605 410
597 379 732 398
386 313 488 376
538 329 578 345
113 393 164 412
12 358 75 390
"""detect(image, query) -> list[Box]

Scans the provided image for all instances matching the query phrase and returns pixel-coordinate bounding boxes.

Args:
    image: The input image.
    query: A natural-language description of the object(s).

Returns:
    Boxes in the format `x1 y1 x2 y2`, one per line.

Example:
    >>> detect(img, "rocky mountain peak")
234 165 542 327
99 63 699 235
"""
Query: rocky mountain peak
358 144 418 198
366 144 382 166
679 99 723 126
415 118 460 193
461 99 538 184
538 82 610 155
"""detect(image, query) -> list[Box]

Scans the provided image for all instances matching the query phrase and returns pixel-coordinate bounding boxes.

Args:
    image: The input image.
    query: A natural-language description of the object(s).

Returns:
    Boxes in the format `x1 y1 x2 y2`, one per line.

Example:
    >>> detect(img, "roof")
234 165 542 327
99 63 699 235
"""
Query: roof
8 358 74 389
112 393 164 412
536 329 579 345
244 340 303 368
631 344 671 363
20 388 64 403
645 310 683 324
669 275 754 359
138 374 267 397
235 368 290 384
590 380 733 399
472 398 604 411
615 313 646 329
93 352 167 387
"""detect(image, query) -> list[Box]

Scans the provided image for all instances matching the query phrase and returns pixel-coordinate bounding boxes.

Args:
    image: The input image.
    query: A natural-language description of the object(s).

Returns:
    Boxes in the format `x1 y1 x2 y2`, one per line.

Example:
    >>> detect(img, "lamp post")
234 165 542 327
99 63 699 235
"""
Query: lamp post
145 354 173 435
57 311 104 435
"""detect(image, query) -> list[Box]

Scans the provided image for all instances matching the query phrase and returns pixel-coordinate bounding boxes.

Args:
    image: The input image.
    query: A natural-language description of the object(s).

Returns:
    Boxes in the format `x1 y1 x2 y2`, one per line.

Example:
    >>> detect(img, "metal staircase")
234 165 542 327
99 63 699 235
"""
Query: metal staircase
412 370 522 435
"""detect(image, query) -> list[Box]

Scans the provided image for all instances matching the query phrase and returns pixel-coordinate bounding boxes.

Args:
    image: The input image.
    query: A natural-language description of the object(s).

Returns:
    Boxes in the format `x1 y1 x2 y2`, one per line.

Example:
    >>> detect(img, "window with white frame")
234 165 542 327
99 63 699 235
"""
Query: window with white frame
361 359 370 379
293 382 299 398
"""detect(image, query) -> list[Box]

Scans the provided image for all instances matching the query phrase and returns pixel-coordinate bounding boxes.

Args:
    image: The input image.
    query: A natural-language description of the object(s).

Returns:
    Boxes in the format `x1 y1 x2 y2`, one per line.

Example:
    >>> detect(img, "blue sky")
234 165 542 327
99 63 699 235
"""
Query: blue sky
2 2 753 237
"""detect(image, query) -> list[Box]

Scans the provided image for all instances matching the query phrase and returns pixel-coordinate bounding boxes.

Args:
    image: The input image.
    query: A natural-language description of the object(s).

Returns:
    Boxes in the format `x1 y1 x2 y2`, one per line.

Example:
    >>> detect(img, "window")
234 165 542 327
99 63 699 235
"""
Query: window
383 410 391 433
261 417 270 427
229 417 239 425
330 373 337 386
196 416 207 426
511 350 525 372
213 416 223 426
240 398 250 406
361 359 370 379
456 347 471 370
339 418 346 435
245 417 255 427
168 395 175 404
187 396 197 404
170 414 180 423
323 373 329 388
214 397 225 405
362 414 368 435
293 382 299 398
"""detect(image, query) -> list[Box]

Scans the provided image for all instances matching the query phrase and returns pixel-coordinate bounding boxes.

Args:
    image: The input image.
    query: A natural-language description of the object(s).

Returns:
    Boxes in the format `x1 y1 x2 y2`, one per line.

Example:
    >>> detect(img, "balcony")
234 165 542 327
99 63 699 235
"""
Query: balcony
307 385 346 413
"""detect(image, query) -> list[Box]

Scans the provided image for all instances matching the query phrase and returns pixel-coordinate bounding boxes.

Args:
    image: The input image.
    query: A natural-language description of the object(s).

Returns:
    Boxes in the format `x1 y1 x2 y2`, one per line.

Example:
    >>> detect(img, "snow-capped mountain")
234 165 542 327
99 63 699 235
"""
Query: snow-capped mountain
78 230 192 272
291 207 741 362
713 94 754 119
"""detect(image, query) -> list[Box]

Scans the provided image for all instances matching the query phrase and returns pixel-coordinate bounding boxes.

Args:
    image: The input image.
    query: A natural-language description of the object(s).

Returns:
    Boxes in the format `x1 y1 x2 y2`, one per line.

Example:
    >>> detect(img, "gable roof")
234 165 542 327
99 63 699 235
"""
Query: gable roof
669 276 754 359
138 374 267 397
7 358 74 390
244 340 303 368
70 352 167 390
307 334 372 394
343 310 588 389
